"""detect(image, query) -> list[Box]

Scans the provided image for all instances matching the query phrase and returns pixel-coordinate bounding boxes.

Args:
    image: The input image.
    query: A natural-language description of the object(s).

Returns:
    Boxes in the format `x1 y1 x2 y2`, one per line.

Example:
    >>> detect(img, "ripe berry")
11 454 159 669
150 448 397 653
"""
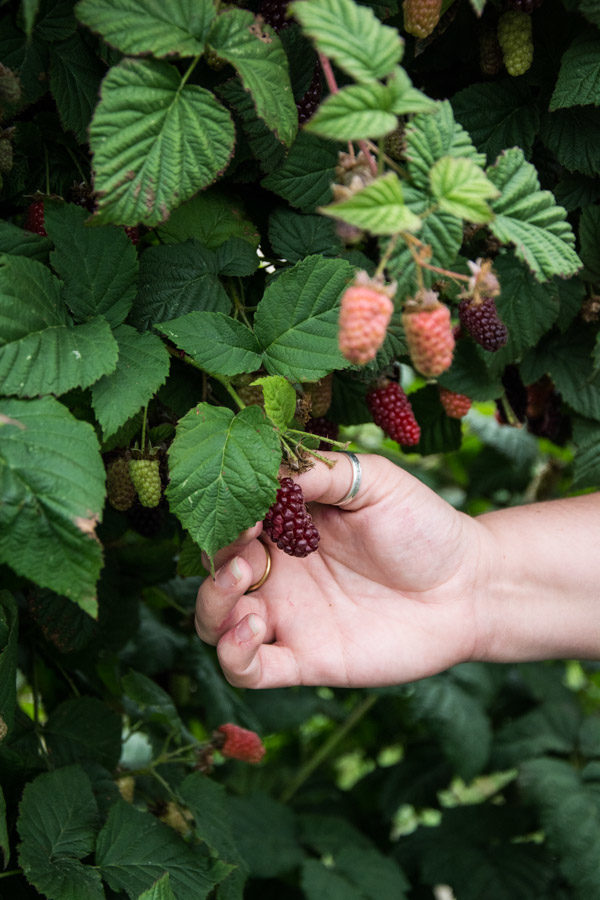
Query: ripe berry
24 199 47 236
439 387 472 419
215 723 266 764
106 457 136 511
297 65 322 124
306 416 339 449
402 291 455 378
263 477 320 557
338 271 395 366
129 458 162 508
366 381 421 446
497 10 533 76
458 296 508 352
403 0 442 39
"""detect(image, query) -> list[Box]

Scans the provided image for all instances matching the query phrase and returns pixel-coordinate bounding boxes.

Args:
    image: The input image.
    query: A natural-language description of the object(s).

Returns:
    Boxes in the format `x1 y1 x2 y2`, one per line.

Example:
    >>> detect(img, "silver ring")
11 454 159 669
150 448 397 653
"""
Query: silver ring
336 452 362 506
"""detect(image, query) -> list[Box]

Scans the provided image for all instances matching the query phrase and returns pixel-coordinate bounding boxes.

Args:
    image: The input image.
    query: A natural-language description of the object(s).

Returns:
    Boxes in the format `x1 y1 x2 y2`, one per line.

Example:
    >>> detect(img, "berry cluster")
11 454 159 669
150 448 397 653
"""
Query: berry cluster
129 458 162 508
402 291 455 378
306 416 339 449
263 477 320 557
24 199 47 236
214 724 266 764
458 296 508 351
338 271 395 365
366 381 421 446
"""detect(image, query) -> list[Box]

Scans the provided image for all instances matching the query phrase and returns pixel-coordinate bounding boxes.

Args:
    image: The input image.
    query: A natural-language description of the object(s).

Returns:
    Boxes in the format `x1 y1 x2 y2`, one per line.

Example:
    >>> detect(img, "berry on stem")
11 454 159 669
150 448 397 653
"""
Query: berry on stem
338 271 395 366
366 380 421 446
106 457 136 512
458 296 508 352
24 198 47 236
129 458 162 508
497 10 533 76
403 0 442 39
439 387 472 419
402 290 455 378
214 724 266 764
263 477 320 557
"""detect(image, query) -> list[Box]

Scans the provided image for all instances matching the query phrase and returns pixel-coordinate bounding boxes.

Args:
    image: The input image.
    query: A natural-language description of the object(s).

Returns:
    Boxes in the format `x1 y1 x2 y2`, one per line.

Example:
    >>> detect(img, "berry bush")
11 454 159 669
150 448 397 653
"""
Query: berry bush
1 0 600 896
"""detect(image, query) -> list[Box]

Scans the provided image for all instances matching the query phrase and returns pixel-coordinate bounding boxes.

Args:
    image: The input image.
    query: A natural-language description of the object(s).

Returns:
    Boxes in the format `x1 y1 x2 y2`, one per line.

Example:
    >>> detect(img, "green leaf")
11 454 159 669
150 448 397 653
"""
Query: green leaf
91 325 170 439
452 80 541 163
301 859 365 900
121 669 184 734
97 799 230 898
580 0 600 27
550 35 600 110
90 58 235 226
46 202 138 327
487 148 581 282
554 173 600 212
405 101 486 192
386 66 437 116
156 190 259 249
228 792 304 877
43 697 122 769
262 131 339 212
167 404 281 557
572 416 600 488
138 874 177 900
494 700 580 767
251 376 297 430
177 533 208 577
0 221 52 260
179 772 245 866
218 77 286 173
319 172 422 236
437 338 503 401
409 385 462 455
539 106 600 178
50 33 105 143
75 0 214 57
208 9 297 147
268 209 341 262
429 156 499 223
157 311 262 377
27 588 97 653
17 765 104 900
0 591 18 743
22 0 41 37
0 396 104 614
254 255 354 381
305 82 398 141
290 0 403 83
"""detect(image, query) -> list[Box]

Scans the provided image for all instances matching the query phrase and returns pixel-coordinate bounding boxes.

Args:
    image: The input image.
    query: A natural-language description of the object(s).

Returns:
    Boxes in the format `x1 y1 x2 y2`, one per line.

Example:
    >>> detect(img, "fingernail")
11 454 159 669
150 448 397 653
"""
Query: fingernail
236 614 261 642
215 556 243 588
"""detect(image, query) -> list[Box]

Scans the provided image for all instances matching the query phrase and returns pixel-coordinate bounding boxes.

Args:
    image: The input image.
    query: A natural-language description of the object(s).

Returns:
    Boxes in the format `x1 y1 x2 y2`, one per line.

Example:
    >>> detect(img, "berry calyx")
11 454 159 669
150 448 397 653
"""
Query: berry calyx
214 723 266 764
402 290 455 378
366 380 421 446
497 10 533 76
439 387 472 419
24 198 47 236
338 271 396 366
129 458 162 508
263 477 320 557
403 0 442 39
106 457 136 511
458 296 508 352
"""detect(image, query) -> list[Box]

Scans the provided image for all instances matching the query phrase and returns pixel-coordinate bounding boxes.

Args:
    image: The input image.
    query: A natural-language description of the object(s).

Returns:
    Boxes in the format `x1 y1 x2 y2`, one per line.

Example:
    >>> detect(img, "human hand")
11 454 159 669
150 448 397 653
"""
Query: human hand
195 452 489 689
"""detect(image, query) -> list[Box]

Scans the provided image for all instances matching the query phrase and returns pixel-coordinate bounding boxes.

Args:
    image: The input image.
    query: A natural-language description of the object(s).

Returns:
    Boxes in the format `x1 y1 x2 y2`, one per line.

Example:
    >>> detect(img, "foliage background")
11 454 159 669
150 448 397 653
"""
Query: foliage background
1 0 600 896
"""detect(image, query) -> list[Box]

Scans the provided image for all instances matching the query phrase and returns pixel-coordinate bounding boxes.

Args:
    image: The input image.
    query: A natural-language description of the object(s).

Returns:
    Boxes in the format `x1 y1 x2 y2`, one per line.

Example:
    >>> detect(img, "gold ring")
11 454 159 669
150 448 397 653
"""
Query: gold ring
246 542 271 593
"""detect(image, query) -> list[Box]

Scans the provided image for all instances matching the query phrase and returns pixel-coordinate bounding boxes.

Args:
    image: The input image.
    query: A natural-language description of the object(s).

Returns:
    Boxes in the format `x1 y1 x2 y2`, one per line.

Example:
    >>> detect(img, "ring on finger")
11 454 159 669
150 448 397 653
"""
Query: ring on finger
336 451 362 506
246 541 272 593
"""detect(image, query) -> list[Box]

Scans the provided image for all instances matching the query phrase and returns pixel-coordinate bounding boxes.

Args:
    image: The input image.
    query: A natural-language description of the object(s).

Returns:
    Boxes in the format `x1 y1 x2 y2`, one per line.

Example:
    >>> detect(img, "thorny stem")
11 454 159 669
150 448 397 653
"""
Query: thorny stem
280 694 378 803
403 232 471 288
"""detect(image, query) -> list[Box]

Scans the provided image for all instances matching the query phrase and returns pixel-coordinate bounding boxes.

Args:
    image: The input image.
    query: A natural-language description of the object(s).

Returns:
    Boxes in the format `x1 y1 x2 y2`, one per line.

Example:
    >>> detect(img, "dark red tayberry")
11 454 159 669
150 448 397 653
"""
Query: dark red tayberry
297 66 322 124
366 381 421 446
458 295 508 351
263 477 320 557
306 416 339 450
24 199 47 236
259 0 292 31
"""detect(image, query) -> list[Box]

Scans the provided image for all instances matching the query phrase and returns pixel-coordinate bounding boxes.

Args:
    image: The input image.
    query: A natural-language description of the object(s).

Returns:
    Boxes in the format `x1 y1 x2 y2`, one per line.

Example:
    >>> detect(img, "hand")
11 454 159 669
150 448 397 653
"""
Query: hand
195 452 488 689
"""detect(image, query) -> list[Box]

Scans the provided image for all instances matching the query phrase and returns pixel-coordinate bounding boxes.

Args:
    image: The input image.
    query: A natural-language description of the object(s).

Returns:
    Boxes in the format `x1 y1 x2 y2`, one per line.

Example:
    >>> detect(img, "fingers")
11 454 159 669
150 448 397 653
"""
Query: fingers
201 520 263 572
216 617 301 689
293 451 391 510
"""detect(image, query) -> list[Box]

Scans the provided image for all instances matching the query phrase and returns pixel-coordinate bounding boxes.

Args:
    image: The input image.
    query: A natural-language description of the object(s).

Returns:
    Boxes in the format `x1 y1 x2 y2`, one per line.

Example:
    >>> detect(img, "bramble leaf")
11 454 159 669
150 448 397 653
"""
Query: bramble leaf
550 35 600 110
319 172 422 236
429 156 499 223
452 80 540 163
262 131 339 212
405 101 486 191
305 82 398 141
157 311 262 377
251 376 297 430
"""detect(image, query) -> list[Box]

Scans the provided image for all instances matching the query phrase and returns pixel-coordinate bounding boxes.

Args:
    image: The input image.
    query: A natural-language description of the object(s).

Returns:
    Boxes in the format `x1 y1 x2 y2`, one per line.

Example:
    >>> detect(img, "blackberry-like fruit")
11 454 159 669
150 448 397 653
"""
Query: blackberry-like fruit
306 416 339 450
263 477 320 557
402 290 455 378
403 0 442 38
366 381 421 446
106 457 136 511
297 66 322 124
439 388 472 419
259 0 292 31
458 296 508 351
497 10 533 76
124 225 140 245
214 724 266 764
129 458 162 508
24 198 47 236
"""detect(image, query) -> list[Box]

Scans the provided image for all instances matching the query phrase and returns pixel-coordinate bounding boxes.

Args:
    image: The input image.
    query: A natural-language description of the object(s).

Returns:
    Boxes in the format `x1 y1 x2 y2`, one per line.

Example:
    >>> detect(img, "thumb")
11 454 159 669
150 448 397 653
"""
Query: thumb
292 451 385 510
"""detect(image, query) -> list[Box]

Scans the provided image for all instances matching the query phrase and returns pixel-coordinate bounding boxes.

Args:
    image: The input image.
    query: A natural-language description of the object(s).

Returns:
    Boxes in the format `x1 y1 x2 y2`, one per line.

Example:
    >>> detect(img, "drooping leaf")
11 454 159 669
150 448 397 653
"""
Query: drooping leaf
179 772 245 868
75 0 215 57
207 8 297 147
90 58 235 226
487 148 581 282
49 32 105 143
121 669 184 735
46 202 138 327
550 35 600 110
452 79 540 163
290 0 403 83
251 375 297 430
96 799 230 898
429 156 499 223
43 697 122 769
0 591 18 743
262 131 339 212
319 172 422 236
386 66 437 116
0 396 105 614
156 311 262 377
91 324 171 439
254 255 354 381
17 765 104 900
405 101 487 191
217 77 286 173
167 404 281 557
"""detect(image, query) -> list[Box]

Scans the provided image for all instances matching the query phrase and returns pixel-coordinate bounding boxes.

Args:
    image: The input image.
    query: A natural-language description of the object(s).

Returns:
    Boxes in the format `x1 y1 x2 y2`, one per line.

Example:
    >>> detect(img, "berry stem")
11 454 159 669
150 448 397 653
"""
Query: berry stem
286 427 349 450
140 404 148 453
280 694 378 803
213 374 247 410
375 233 400 279
178 55 201 93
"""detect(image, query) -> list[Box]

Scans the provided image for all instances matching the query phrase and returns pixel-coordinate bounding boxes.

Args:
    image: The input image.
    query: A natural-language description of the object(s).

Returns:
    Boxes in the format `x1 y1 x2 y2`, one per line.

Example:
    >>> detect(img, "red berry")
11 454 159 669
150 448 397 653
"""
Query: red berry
439 387 472 419
124 225 140 244
366 381 421 446
24 199 47 236
458 296 508 351
263 477 320 557
338 271 395 366
215 724 266 764
402 291 455 378
306 416 339 450
403 0 442 38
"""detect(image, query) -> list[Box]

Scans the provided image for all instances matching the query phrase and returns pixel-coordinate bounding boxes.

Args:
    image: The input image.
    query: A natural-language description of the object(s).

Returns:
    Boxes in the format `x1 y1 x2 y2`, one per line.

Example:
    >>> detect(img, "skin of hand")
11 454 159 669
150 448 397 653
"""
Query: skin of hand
195 451 490 689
